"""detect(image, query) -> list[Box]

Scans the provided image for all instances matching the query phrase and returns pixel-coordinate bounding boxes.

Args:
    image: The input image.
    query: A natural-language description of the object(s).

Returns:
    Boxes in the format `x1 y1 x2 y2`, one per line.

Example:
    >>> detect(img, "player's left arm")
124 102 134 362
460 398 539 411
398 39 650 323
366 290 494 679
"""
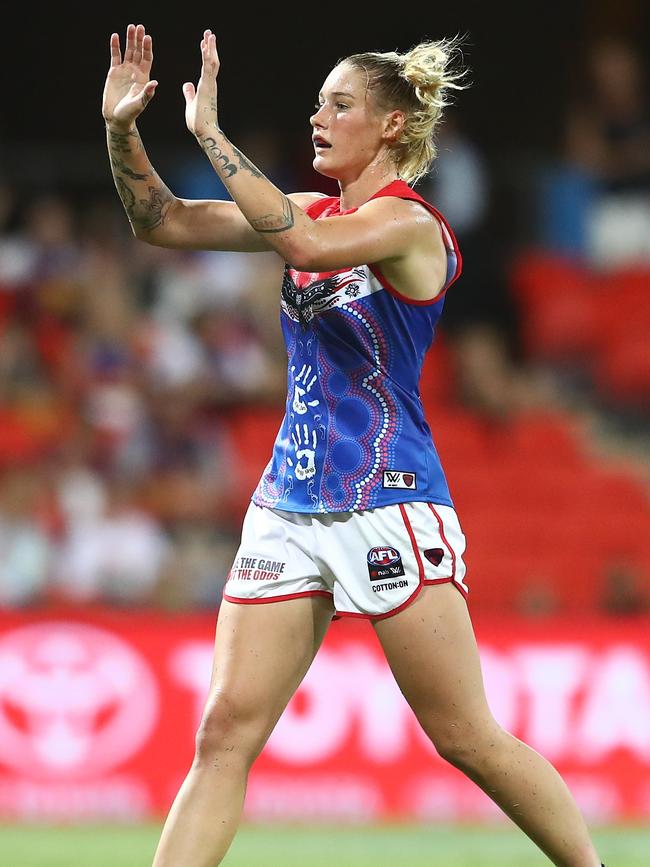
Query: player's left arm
185 31 446 290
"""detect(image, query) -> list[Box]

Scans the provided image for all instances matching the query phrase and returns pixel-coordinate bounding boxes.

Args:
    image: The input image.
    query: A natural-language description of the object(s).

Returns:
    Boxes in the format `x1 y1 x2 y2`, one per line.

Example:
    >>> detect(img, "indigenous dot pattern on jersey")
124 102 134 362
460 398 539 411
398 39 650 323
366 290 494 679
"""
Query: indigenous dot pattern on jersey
254 180 461 514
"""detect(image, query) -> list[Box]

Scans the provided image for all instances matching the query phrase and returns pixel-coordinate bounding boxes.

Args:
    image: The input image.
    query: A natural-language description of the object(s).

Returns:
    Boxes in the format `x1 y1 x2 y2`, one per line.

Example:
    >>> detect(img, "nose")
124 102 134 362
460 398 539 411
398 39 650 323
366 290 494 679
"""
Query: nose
310 104 327 129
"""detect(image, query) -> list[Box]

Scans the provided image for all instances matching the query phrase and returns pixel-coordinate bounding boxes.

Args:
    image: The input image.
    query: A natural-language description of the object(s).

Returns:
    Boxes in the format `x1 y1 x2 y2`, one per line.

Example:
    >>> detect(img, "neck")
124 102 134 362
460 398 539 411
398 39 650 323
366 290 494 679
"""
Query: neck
338 163 400 210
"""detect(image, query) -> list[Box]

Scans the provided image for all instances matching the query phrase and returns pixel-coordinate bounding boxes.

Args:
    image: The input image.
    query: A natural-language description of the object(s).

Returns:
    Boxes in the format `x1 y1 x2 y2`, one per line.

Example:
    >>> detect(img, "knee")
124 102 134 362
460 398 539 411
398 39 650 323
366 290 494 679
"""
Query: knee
428 719 505 771
194 691 267 767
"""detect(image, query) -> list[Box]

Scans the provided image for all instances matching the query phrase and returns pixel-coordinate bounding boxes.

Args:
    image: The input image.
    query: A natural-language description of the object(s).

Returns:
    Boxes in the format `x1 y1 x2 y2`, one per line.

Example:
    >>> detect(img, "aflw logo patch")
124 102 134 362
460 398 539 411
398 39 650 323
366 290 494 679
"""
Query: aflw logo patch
382 471 417 490
367 546 405 581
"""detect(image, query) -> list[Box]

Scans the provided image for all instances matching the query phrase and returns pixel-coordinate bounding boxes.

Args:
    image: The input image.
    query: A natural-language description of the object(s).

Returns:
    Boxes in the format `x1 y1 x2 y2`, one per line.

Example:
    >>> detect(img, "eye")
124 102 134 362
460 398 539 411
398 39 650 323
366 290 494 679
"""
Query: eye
336 103 349 110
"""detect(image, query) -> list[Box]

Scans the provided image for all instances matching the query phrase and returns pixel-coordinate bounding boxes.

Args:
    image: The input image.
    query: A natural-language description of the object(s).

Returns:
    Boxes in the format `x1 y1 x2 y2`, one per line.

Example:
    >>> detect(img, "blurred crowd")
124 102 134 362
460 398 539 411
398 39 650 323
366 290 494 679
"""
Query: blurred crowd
0 185 290 610
0 37 647 614
540 37 650 265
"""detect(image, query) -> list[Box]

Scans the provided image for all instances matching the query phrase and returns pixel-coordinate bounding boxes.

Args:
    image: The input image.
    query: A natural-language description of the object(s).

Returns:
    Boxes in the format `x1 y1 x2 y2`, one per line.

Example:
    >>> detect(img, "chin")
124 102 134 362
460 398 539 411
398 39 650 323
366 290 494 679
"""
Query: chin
313 155 341 180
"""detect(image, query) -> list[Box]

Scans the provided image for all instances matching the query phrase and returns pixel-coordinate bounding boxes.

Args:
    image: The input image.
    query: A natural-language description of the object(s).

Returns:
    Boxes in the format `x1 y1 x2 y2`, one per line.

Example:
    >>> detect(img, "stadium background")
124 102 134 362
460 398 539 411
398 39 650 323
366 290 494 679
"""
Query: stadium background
0 0 649 863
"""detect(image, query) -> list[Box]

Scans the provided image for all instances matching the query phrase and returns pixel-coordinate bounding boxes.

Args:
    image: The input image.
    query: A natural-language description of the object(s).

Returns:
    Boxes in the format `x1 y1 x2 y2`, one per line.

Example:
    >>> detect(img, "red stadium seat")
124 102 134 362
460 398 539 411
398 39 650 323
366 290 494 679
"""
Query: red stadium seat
503 410 587 467
419 332 456 407
595 333 650 403
509 250 593 305
518 286 602 360
221 404 285 520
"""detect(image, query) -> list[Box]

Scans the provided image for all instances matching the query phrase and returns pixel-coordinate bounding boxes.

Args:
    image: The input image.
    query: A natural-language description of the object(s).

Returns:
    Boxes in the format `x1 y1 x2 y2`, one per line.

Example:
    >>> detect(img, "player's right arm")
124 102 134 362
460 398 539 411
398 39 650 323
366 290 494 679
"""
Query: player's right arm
103 24 322 252
105 121 271 251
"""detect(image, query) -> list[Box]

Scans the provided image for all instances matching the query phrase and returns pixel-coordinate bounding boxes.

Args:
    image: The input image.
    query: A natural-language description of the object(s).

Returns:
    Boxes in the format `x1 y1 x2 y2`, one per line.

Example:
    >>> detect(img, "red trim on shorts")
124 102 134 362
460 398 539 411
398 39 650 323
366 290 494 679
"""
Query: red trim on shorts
336 583 424 620
427 503 456 581
223 590 333 605
335 578 467 620
423 576 469 599
399 503 425 581
333 503 426 621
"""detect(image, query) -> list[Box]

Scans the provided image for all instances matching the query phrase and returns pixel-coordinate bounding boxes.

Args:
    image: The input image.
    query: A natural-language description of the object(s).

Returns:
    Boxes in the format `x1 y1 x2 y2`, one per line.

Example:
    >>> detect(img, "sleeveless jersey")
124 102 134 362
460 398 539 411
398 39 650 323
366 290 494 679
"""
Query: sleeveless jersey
252 179 462 514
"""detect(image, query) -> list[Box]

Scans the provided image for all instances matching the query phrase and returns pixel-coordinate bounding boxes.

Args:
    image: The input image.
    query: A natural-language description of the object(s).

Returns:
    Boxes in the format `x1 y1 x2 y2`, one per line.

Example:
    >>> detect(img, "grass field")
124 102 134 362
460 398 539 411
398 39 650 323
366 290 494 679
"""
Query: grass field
1 822 649 866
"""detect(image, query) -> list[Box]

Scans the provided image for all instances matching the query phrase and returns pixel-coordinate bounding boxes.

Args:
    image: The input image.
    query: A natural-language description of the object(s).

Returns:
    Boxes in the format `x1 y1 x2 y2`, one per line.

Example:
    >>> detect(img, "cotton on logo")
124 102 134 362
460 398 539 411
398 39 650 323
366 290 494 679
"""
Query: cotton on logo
0 623 158 780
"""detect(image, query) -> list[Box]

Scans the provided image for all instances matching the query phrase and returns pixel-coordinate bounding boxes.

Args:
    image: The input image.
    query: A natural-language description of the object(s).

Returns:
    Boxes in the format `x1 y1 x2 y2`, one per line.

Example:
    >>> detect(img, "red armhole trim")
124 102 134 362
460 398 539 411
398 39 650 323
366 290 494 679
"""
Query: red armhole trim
430 205 463 293
368 263 444 306
367 204 462 306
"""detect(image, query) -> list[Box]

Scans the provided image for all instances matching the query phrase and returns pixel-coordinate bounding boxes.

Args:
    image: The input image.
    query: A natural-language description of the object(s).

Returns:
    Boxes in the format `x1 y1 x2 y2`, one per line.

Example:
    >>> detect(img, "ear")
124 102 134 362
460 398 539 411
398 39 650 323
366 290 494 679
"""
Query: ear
383 109 406 142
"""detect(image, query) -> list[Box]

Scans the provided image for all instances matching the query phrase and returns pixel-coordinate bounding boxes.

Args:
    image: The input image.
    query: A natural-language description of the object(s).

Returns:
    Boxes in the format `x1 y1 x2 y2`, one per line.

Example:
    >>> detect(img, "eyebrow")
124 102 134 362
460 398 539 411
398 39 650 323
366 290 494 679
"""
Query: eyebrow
318 90 356 99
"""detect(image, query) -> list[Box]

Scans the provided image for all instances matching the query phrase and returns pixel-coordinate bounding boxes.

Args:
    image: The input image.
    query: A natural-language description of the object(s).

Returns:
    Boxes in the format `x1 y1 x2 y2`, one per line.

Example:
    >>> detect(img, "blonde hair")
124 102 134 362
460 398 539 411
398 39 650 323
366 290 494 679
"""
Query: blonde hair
343 36 470 184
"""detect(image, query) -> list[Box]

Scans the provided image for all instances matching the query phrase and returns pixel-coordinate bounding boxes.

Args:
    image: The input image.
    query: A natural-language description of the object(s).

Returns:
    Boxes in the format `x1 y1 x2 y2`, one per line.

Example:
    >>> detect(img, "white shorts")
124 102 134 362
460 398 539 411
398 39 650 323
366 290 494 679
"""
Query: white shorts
223 501 468 620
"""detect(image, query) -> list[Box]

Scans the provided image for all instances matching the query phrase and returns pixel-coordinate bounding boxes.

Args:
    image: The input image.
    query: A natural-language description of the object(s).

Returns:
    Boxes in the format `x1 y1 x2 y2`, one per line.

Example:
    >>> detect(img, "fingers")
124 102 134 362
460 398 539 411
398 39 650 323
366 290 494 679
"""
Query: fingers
124 23 136 63
133 28 143 66
142 33 153 67
182 82 196 104
141 80 158 109
123 23 150 67
200 29 219 70
110 32 122 67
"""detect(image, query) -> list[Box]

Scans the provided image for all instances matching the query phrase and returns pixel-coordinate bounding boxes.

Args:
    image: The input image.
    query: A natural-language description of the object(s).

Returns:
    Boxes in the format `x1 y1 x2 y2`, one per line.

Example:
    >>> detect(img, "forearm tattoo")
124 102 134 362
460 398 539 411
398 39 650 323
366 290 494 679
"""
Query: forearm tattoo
198 130 294 232
250 196 295 233
200 135 238 178
199 131 263 180
108 128 139 154
114 177 171 231
233 147 263 179
112 156 149 181
108 127 172 231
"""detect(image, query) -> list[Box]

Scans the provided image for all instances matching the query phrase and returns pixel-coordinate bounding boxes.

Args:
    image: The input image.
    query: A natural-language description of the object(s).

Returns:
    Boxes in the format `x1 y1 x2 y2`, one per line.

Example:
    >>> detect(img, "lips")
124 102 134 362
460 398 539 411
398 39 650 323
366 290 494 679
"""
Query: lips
312 136 331 149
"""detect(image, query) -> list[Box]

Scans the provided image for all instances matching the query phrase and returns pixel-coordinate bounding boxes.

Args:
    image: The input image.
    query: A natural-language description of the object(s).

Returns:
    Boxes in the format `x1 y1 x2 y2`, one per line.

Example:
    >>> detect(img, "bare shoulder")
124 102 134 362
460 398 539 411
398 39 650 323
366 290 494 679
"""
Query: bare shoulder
287 192 331 208
359 196 444 249
360 195 439 225
367 198 448 300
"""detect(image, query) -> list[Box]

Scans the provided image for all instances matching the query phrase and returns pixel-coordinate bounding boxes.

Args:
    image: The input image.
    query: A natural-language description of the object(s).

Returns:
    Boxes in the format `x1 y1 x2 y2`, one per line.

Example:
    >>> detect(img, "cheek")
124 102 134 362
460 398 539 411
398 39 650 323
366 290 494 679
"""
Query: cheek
338 119 374 151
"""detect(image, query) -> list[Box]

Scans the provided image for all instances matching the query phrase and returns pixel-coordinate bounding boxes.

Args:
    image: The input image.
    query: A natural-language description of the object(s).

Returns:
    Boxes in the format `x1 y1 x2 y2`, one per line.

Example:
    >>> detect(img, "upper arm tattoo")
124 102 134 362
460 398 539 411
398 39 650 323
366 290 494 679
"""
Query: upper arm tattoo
250 196 295 233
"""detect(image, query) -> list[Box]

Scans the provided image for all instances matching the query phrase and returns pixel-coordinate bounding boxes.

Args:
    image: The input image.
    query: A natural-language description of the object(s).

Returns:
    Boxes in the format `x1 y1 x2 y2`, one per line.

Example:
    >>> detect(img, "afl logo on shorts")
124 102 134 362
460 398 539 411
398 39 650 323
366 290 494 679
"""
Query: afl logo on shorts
367 546 406 581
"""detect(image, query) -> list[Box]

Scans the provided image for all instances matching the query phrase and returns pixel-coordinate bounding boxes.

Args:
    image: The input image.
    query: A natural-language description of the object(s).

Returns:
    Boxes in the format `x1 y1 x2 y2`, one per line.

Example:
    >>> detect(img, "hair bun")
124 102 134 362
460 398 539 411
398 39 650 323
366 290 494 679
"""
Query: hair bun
401 36 469 107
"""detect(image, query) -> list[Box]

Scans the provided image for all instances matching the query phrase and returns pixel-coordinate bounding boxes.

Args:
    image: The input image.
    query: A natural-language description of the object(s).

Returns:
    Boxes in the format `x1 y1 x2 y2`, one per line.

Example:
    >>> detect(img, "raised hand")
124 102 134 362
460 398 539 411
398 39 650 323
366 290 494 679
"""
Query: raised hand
102 23 158 129
183 30 220 137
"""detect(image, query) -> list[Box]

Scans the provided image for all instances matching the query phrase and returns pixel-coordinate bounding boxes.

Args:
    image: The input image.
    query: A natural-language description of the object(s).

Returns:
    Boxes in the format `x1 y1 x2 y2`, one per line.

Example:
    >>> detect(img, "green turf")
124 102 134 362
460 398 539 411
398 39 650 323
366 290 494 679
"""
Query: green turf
0 822 648 866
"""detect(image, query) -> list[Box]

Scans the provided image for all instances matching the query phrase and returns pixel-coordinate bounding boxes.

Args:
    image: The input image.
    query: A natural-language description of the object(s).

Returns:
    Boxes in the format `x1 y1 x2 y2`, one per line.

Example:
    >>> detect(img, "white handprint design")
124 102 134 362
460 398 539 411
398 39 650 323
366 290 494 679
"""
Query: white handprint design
291 364 320 415
286 422 317 480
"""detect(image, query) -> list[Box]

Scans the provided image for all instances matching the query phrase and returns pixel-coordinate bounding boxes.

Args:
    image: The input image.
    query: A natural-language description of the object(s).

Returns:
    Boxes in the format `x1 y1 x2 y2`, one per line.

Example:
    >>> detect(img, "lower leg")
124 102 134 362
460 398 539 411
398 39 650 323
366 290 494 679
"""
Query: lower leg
152 596 333 867
373 585 602 867
151 739 252 867
442 725 600 867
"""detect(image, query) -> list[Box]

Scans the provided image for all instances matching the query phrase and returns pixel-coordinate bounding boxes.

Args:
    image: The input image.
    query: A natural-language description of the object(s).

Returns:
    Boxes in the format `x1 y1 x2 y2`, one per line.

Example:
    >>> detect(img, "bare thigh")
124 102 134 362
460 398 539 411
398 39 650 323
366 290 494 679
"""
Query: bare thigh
199 595 335 756
373 584 499 758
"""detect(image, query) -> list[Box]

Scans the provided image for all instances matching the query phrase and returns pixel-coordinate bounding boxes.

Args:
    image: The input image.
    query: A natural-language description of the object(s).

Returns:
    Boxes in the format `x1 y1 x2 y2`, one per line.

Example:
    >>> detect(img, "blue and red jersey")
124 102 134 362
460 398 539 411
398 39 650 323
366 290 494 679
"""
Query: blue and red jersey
252 179 462 513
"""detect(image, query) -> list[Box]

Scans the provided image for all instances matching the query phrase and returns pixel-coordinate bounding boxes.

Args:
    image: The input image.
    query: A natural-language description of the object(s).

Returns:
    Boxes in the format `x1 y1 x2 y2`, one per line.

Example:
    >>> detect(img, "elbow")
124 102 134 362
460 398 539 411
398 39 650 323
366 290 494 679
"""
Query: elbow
131 225 165 246
284 240 324 273
131 195 178 246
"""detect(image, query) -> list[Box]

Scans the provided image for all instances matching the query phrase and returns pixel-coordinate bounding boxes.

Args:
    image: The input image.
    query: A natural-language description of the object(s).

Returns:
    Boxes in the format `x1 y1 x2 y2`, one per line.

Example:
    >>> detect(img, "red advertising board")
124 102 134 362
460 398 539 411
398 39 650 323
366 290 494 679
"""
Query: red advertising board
0 608 649 822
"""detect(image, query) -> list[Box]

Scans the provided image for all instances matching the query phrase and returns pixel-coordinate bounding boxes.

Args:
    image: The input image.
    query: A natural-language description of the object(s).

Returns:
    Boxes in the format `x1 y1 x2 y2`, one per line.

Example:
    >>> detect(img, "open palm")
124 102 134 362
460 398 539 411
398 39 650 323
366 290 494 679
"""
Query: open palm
183 29 220 136
102 23 157 127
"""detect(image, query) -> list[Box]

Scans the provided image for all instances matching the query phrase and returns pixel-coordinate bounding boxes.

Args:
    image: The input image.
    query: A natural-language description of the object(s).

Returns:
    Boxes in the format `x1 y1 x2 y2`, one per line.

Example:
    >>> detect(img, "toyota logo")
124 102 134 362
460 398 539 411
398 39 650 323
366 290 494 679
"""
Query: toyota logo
0 622 159 780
